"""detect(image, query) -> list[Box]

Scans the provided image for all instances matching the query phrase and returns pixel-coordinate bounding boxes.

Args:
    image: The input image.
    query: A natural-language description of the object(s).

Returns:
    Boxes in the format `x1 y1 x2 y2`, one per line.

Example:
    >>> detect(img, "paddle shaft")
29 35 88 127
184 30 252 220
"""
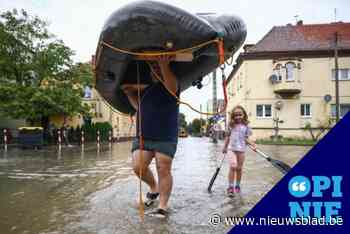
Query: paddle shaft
207 153 226 193
248 145 291 174
255 148 270 160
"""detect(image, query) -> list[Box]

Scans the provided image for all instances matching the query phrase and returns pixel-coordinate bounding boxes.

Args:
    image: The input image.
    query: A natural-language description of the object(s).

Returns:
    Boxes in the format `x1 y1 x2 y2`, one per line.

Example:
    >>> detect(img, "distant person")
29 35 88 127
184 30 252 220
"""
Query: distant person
62 121 73 147
212 122 222 142
222 105 256 196
121 56 179 218
47 122 55 144
83 85 92 98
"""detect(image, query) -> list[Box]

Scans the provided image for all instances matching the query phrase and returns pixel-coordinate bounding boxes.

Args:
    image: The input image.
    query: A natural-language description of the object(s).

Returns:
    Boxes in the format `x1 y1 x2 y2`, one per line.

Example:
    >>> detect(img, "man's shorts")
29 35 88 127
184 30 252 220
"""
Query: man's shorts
131 138 177 158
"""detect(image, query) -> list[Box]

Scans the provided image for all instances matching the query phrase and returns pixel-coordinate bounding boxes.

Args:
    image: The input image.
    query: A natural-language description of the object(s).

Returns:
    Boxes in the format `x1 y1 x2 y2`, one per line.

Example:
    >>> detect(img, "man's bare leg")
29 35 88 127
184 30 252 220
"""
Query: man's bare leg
132 150 158 193
155 152 173 210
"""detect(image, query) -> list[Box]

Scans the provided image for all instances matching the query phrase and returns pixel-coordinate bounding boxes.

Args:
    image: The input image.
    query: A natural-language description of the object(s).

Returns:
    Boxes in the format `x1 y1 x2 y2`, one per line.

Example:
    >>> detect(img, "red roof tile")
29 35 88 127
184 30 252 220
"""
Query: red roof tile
248 22 350 52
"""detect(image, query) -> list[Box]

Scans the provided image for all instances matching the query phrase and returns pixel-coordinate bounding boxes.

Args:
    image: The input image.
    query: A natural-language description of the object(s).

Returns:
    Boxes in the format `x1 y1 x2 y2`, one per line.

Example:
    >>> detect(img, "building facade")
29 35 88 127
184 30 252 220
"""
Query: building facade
50 88 135 140
206 98 225 114
226 22 350 139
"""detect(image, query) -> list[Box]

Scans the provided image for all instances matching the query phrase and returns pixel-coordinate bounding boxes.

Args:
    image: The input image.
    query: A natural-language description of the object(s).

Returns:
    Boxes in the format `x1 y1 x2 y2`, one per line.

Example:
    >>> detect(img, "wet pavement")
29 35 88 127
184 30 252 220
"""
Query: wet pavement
0 137 311 234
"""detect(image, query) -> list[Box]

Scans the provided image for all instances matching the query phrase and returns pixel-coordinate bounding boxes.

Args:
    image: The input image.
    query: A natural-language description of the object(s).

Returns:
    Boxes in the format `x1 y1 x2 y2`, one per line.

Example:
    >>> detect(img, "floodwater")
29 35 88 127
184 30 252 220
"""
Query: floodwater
0 138 311 234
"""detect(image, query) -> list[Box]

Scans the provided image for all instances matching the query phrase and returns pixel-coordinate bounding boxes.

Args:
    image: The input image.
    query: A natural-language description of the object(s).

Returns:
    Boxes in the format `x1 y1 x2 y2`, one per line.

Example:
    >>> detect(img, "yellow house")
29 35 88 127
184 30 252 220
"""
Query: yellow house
226 21 350 139
50 88 135 140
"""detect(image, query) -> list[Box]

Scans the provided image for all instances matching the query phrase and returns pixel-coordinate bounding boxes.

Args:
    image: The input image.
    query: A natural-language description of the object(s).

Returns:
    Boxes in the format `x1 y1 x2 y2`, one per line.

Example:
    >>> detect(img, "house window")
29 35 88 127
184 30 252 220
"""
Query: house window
300 104 311 117
256 104 272 118
275 64 282 81
286 62 295 81
331 69 350 80
331 104 350 118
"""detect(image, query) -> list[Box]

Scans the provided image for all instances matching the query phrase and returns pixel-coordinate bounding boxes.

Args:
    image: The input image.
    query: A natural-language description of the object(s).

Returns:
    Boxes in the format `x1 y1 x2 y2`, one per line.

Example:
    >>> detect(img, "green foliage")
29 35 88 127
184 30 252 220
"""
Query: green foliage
71 62 94 87
178 113 187 129
81 122 112 142
256 137 317 146
0 9 93 124
302 118 333 141
187 118 206 135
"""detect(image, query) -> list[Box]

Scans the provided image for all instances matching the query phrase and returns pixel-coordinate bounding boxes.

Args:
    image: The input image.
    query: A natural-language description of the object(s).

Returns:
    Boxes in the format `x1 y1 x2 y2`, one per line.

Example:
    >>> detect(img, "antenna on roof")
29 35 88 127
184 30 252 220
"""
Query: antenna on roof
294 15 299 24
334 8 337 22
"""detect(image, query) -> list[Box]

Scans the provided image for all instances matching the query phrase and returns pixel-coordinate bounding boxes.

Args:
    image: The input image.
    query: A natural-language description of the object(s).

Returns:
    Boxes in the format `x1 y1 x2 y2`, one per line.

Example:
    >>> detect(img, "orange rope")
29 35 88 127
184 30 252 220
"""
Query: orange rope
218 39 225 65
136 62 145 222
93 38 229 222
147 62 228 116
94 37 229 117
100 39 220 56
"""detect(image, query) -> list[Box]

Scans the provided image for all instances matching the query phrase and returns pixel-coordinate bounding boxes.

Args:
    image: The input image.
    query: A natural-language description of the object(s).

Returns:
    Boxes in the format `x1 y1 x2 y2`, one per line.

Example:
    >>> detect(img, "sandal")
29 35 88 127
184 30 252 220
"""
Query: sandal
227 187 235 197
144 192 159 207
146 208 169 219
234 185 241 193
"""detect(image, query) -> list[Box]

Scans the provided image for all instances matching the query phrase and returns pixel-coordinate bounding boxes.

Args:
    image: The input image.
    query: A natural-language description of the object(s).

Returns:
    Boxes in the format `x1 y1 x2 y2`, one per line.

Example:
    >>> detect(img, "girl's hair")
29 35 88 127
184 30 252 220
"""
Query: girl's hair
229 105 249 128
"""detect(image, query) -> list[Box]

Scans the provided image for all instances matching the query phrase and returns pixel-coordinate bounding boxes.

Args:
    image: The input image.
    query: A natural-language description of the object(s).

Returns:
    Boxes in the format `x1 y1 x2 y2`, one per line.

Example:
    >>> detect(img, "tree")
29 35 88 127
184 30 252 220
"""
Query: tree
303 118 334 141
188 118 206 135
0 9 93 126
178 113 187 129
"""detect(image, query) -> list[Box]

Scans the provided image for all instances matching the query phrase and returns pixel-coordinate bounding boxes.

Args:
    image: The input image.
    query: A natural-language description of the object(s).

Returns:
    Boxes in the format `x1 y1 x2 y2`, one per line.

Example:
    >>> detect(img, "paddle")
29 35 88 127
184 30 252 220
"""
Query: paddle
207 153 226 193
249 145 292 174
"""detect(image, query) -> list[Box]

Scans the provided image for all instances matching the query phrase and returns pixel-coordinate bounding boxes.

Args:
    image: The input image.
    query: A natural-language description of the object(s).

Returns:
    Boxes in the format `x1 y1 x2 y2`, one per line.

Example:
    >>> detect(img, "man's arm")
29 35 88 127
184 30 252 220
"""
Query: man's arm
121 85 148 111
124 90 138 111
158 58 178 94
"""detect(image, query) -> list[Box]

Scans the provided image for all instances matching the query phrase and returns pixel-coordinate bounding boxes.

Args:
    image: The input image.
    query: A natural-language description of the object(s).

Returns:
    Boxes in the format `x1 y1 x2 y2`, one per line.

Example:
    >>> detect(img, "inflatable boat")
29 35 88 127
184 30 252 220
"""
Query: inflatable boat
94 0 247 114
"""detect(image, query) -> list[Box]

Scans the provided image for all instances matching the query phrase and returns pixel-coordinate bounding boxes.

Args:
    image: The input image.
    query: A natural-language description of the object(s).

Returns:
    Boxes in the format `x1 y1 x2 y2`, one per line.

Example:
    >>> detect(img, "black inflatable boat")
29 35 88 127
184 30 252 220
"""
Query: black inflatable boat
94 0 247 114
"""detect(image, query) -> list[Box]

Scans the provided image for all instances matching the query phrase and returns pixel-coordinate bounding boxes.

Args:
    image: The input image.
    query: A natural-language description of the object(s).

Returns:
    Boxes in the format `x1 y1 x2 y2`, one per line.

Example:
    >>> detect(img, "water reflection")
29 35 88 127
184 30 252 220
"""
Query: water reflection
0 138 310 234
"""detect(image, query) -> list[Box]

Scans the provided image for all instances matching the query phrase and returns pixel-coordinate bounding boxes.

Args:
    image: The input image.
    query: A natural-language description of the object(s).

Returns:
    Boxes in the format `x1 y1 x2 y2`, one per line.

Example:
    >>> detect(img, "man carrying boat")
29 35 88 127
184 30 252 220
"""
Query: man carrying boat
121 56 179 218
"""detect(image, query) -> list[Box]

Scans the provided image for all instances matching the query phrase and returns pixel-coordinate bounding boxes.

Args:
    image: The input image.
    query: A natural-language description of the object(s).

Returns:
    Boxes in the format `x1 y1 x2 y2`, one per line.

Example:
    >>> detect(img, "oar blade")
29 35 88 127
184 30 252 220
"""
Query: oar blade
252 146 292 175
271 159 292 174
207 168 220 193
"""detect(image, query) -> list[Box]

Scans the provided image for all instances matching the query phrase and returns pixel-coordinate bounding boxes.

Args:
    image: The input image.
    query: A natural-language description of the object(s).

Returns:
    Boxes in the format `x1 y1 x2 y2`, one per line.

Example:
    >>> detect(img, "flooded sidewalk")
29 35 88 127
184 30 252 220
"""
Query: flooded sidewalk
0 138 310 234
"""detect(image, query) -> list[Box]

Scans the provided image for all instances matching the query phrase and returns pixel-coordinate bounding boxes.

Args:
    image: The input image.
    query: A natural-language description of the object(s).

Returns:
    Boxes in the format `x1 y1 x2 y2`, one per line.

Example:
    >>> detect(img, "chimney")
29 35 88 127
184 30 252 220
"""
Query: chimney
297 20 303 26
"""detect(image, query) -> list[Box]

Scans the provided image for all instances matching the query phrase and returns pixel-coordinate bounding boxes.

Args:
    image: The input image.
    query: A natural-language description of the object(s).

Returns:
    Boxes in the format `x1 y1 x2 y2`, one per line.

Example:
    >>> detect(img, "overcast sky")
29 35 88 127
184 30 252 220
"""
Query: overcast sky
2 0 350 122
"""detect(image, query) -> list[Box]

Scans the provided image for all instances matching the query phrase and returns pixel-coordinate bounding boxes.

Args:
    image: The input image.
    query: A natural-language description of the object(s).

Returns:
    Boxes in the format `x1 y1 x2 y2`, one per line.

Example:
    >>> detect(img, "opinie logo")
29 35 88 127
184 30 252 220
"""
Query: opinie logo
288 175 343 221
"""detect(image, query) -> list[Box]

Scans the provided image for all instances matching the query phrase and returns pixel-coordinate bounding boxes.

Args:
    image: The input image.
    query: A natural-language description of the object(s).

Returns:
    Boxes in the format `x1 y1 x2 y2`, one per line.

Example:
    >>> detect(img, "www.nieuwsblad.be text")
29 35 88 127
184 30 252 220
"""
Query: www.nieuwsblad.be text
208 214 343 227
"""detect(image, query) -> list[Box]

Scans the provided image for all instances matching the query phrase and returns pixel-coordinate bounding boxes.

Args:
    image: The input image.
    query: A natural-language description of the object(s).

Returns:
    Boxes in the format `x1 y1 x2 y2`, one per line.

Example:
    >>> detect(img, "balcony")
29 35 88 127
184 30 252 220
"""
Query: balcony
270 60 302 98
273 80 301 98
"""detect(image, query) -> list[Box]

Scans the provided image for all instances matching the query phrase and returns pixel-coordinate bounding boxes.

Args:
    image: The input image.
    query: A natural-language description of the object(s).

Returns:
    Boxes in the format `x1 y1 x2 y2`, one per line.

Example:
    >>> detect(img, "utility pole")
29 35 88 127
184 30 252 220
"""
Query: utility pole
212 69 217 113
200 104 202 136
206 102 209 121
212 69 218 143
334 32 340 122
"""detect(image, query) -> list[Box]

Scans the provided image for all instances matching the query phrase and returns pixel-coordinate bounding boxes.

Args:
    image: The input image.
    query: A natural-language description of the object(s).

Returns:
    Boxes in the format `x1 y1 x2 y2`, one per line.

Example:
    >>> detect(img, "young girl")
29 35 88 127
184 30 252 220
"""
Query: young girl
222 105 256 196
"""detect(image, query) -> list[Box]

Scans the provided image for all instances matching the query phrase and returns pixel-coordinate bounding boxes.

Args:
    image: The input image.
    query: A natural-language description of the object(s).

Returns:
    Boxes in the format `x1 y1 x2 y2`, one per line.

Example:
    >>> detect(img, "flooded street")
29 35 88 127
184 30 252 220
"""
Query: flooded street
0 138 310 234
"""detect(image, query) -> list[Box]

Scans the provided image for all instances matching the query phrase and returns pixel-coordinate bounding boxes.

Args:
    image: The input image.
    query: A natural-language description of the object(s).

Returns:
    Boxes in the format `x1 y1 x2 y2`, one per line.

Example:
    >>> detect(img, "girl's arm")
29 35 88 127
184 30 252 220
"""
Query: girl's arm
245 138 257 151
245 126 256 150
222 134 230 153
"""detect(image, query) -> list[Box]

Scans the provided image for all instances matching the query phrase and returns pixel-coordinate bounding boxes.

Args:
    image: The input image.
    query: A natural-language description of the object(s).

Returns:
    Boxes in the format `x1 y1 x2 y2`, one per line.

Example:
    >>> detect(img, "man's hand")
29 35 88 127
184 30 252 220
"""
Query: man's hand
222 147 228 154
152 55 178 93
156 55 174 67
121 84 148 94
